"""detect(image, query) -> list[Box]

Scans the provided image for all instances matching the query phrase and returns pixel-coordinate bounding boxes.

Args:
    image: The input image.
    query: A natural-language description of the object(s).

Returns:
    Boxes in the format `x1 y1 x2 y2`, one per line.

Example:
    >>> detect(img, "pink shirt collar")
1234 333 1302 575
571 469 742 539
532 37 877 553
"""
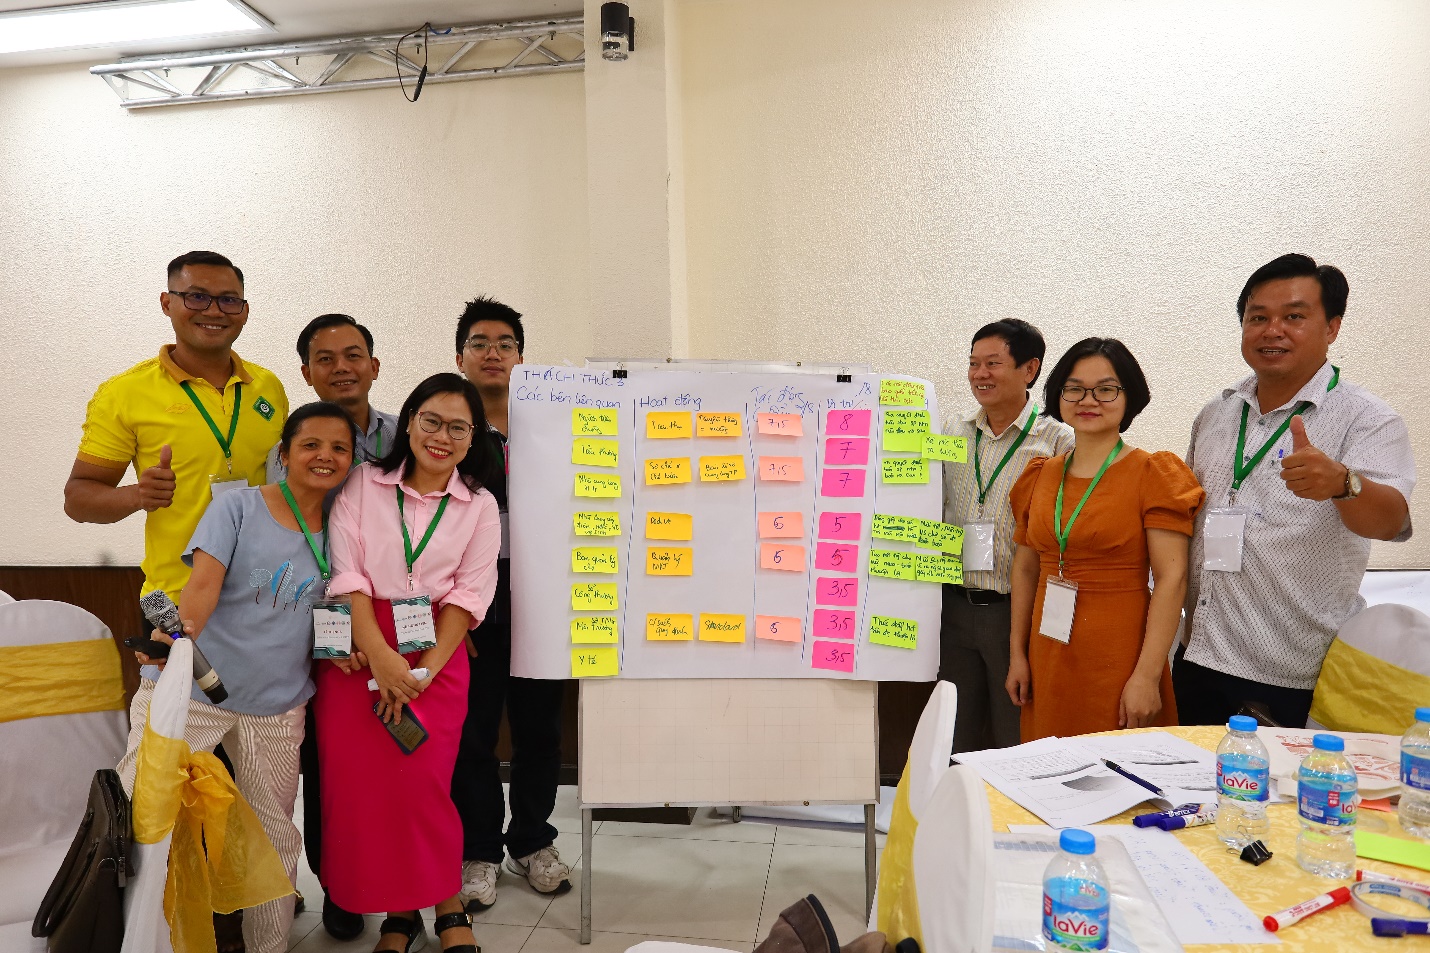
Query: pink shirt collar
368 463 474 502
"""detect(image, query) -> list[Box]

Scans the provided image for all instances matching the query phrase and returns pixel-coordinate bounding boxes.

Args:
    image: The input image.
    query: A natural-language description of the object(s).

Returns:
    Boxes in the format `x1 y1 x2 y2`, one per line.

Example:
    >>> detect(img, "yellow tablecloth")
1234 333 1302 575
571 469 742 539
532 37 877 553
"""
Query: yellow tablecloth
986 726 1430 951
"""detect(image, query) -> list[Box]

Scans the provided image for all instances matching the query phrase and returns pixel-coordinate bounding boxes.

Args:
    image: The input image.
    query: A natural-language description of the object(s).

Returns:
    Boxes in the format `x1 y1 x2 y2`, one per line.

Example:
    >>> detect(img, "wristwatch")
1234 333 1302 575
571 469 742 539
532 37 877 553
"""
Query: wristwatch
1334 466 1363 500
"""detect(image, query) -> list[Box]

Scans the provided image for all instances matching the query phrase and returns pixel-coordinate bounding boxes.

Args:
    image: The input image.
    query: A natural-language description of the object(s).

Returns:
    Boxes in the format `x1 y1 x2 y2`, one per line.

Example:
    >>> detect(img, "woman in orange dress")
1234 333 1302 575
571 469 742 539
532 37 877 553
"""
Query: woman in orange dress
1005 338 1204 742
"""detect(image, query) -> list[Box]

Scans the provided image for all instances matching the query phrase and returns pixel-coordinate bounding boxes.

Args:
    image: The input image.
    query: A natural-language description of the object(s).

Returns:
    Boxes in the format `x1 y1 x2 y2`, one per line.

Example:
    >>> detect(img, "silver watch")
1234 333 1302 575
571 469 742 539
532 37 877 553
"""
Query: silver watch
1335 467 1363 500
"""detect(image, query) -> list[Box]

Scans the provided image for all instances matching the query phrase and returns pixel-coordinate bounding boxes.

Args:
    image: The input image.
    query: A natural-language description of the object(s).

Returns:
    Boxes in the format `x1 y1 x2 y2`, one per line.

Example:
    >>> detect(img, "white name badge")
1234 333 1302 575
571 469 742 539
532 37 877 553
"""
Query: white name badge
392 595 438 653
209 476 247 499
1039 576 1078 644
312 599 352 659
963 521 997 572
1203 508 1248 573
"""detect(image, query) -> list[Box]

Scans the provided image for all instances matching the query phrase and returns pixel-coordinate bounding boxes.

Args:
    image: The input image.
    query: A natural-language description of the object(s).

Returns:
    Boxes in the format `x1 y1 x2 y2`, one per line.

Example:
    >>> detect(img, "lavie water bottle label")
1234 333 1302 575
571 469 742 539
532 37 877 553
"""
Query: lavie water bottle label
1217 758 1269 802
1298 783 1358 827
1042 883 1109 952
1403 752 1430 791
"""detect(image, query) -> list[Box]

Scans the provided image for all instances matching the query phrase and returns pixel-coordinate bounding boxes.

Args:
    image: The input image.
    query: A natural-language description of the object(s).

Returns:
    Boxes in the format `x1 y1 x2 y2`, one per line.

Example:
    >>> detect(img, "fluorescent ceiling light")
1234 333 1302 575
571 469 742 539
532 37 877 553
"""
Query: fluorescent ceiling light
0 0 272 55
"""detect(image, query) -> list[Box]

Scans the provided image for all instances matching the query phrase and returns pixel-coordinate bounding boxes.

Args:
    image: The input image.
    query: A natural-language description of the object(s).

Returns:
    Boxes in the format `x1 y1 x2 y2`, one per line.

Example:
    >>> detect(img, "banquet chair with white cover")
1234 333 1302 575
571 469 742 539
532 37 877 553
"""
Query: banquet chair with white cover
1308 603 1430 735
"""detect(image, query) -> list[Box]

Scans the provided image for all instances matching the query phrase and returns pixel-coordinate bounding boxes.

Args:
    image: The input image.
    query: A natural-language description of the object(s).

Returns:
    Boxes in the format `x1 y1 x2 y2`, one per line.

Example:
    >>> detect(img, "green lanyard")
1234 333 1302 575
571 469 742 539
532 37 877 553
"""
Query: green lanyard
179 380 241 474
397 486 450 590
278 480 329 580
373 424 383 461
1231 365 1339 498
973 406 1038 509
1054 439 1124 574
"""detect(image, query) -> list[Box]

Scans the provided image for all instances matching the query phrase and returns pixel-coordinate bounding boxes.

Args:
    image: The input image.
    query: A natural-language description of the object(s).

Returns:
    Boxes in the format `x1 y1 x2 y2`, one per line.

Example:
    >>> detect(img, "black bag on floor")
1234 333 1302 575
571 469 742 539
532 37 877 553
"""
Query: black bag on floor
31 768 132 953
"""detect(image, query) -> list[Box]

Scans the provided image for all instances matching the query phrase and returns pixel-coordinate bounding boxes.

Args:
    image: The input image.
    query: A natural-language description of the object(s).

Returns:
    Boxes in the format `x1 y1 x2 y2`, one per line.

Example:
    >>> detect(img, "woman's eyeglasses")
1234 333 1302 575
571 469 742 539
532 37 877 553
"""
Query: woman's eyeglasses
415 412 473 441
1060 384 1124 403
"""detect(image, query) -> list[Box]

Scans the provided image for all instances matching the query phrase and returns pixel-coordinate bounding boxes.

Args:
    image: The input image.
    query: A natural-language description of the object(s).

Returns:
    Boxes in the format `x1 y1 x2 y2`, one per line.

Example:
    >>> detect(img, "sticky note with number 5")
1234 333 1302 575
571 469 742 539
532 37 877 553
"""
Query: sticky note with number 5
760 543 805 572
813 609 855 640
571 646 618 677
815 576 859 607
817 512 861 541
811 640 856 673
815 542 858 572
820 468 866 497
759 456 805 482
755 615 802 643
758 511 803 538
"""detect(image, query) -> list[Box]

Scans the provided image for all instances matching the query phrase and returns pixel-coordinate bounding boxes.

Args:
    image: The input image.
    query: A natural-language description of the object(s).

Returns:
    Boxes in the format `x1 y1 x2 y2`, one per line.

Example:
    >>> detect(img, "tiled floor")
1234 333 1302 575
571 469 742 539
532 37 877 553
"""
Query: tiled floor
286 787 883 953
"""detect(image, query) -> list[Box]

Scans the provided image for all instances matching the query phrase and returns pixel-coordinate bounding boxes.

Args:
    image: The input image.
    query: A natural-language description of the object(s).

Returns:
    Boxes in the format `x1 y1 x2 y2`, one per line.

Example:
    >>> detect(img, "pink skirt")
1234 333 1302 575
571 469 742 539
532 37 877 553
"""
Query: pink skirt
314 598 469 912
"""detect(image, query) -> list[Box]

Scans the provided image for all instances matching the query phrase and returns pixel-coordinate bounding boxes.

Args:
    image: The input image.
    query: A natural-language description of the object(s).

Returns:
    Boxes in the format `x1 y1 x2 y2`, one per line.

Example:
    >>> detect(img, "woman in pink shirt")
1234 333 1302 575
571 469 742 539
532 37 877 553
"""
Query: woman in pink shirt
316 373 500 953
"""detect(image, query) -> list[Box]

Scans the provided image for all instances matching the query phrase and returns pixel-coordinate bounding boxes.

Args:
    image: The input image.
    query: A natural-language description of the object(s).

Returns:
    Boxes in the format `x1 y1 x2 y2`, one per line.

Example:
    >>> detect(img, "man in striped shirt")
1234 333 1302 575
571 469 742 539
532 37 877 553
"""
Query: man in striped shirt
940 320 1074 751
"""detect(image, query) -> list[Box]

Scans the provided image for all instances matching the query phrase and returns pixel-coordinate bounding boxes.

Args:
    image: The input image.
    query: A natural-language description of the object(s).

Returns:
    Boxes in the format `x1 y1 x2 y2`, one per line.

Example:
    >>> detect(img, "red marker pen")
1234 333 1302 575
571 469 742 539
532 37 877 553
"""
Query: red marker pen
1263 887 1352 932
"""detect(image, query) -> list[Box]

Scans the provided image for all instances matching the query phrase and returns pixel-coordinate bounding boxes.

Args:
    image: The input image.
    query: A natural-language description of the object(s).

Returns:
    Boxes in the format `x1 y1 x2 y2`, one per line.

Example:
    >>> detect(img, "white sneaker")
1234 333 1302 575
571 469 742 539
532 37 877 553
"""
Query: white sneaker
460 859 501 912
506 846 572 895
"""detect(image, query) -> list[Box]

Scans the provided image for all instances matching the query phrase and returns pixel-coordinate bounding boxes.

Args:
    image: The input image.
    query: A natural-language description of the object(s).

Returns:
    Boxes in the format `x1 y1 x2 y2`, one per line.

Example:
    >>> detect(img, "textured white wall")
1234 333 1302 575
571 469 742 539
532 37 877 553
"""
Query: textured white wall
0 64 588 567
678 0 1429 568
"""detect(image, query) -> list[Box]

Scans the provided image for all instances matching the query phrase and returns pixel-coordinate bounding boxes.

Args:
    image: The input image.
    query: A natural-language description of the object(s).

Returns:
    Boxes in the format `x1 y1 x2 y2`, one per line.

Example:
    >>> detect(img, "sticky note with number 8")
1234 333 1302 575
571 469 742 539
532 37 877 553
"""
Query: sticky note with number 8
755 615 802 643
759 543 804 572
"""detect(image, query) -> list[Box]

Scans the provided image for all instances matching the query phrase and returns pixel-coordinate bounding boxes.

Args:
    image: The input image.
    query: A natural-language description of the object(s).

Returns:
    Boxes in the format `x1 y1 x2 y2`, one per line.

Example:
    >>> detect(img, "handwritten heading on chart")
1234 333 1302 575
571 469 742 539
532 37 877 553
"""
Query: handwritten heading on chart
696 412 742 437
574 473 622 498
571 646 618 677
817 511 861 541
869 615 918 649
699 455 747 482
811 640 855 673
755 615 802 643
758 511 803 538
757 413 803 436
573 511 621 537
646 411 692 438
571 438 619 468
647 613 694 641
647 546 694 575
572 408 618 436
570 615 619 644
645 511 693 540
571 547 619 573
826 408 871 436
645 457 692 485
879 379 926 407
571 583 619 611
760 542 805 572
699 613 747 643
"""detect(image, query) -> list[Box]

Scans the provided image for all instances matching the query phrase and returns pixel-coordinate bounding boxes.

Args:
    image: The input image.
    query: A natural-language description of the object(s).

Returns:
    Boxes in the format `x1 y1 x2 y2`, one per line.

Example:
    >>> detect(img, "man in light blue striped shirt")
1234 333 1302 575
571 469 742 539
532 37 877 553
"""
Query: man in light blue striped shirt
940 320 1074 751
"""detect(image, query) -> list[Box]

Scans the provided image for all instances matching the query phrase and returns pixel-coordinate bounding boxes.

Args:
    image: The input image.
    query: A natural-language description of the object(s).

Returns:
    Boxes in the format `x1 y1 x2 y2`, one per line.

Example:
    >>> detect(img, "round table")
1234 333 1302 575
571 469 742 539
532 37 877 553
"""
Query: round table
984 726 1430 951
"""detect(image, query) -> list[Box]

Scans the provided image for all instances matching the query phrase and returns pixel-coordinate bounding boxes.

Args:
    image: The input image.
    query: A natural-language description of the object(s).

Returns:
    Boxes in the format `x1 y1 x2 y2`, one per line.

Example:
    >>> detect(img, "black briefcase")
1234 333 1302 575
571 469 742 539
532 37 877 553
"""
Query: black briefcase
31 768 132 953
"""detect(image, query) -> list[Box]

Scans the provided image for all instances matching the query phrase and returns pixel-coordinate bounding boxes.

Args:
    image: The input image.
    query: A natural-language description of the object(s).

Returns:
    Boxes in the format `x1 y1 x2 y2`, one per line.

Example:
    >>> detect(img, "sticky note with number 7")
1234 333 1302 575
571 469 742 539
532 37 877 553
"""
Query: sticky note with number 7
811 640 856 673
824 437 870 466
815 576 858 607
760 543 804 572
813 609 855 640
821 468 866 497
755 615 802 643
815 542 858 572
758 511 803 538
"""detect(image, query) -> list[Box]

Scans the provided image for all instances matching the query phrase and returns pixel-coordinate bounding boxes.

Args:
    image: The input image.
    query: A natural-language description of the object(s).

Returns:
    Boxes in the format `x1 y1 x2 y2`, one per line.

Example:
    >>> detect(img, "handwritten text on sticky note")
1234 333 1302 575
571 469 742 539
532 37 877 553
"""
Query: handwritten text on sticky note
883 410 931 453
758 511 803 538
760 542 805 571
571 615 619 644
916 520 964 555
871 513 921 542
571 438 619 468
572 408 618 436
572 647 619 677
814 542 858 572
881 457 929 484
574 473 622 498
824 437 870 466
813 609 856 640
826 409 871 437
647 613 694 641
817 512 861 541
696 412 742 437
647 546 694 575
922 434 967 463
820 468 866 497
645 457 692 485
811 640 855 673
571 583 619 611
868 549 916 580
645 511 693 540
571 547 619 573
699 613 747 643
879 379 926 406
646 411 692 438
869 615 918 649
757 413 803 436
759 456 805 482
755 615 802 643
699 455 747 482
815 576 859 607
915 554 963 585
573 511 621 536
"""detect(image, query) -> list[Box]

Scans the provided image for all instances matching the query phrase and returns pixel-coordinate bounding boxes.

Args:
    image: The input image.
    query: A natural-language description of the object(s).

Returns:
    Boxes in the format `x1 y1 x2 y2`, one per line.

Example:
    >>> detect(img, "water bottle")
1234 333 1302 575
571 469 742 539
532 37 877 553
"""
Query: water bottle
1042 829 1110 952
1296 733 1358 879
1399 707 1430 838
1214 714 1270 847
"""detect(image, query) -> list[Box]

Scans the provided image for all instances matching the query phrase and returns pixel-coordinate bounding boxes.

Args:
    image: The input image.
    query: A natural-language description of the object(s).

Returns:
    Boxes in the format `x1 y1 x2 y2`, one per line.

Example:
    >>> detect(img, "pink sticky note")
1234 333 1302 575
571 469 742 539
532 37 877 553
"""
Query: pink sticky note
813 609 856 640
757 413 804 436
815 542 859 572
811 640 856 673
826 409 871 437
818 511 861 541
815 575 859 606
820 467 866 497
756 615 803 643
758 511 804 538
760 542 805 572
759 456 806 482
824 437 870 466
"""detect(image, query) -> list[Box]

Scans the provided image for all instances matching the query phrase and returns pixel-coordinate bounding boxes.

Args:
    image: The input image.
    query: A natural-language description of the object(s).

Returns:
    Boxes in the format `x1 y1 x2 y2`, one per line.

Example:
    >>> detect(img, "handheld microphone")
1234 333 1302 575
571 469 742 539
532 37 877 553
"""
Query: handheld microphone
139 589 229 705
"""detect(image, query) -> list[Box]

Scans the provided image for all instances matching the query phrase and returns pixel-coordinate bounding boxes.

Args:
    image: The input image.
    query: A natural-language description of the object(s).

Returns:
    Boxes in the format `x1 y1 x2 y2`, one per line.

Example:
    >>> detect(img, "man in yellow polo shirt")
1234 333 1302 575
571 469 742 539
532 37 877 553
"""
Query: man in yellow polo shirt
64 251 288 600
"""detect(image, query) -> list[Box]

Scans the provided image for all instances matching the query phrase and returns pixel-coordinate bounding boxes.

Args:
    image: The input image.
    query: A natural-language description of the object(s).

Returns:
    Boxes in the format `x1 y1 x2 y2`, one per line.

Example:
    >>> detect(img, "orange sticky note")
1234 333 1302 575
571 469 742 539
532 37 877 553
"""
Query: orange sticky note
696 412 742 437
647 546 694 575
646 411 692 438
699 455 746 482
646 613 694 641
645 512 693 540
759 542 805 572
758 456 805 482
645 457 692 485
699 613 747 643
756 615 802 643
757 413 803 436
758 511 803 538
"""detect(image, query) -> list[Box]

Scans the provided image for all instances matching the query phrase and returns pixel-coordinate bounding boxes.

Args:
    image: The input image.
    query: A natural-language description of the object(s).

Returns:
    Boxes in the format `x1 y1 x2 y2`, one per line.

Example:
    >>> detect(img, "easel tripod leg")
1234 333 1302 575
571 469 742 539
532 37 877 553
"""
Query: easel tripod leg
864 802 877 921
581 807 593 944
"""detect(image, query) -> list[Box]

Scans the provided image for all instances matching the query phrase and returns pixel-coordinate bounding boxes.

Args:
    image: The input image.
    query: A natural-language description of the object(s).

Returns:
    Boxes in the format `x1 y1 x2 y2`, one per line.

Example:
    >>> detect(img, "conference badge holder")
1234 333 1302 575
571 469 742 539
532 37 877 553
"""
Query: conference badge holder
1039 576 1077 644
208 474 247 500
392 594 438 653
962 521 996 572
1203 507 1248 573
311 594 352 659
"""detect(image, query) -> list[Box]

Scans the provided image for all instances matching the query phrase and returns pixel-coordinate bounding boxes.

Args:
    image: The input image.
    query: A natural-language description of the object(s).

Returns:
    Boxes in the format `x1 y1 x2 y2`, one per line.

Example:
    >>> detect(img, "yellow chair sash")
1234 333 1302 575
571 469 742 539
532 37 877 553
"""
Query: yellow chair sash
0 639 125 723
1310 639 1430 736
875 763 923 949
132 725 293 953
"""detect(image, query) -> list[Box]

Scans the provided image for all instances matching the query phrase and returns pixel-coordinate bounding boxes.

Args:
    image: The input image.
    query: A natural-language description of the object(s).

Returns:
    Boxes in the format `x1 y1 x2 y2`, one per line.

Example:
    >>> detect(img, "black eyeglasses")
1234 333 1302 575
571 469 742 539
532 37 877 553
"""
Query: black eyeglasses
415 412 473 441
1060 384 1124 403
168 290 247 315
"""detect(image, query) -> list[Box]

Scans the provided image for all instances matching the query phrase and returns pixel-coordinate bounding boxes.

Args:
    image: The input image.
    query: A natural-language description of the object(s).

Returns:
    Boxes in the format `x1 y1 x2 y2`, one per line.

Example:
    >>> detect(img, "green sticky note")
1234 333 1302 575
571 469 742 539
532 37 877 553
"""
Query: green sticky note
879 379 926 407
1356 831 1430 871
883 410 931 453
881 457 929 484
871 514 922 543
922 434 967 463
868 615 918 649
916 519 964 555
868 549 916 580
915 554 963 585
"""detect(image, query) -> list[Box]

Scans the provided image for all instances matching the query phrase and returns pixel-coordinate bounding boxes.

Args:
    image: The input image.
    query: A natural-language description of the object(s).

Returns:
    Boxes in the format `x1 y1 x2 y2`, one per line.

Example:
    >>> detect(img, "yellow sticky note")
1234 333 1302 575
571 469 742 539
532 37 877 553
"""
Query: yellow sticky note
916 519 964 555
647 546 694 575
699 613 747 643
699 455 747 482
646 612 694 641
572 408 619 436
572 547 619 573
647 411 693 438
646 512 693 540
881 457 929 484
572 438 619 468
571 646 619 677
880 379 926 406
573 511 621 537
922 434 967 463
696 412 743 437
645 457 692 485
571 583 619 611
571 615 619 644
575 473 622 498
868 615 918 649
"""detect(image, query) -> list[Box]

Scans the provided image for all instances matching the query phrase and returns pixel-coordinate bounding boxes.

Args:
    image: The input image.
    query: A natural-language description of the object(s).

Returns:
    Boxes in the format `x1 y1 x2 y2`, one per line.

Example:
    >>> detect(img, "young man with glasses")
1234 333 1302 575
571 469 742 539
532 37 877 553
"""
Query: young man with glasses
939 319 1073 752
451 296 571 911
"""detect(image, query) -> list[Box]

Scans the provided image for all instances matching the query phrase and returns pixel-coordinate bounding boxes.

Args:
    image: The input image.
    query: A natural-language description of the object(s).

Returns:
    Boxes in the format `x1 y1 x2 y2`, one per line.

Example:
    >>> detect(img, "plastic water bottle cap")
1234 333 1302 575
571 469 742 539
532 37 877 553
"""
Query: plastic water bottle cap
1059 829 1096 855
1416 707 1430 723
1228 715 1258 733
1313 733 1345 752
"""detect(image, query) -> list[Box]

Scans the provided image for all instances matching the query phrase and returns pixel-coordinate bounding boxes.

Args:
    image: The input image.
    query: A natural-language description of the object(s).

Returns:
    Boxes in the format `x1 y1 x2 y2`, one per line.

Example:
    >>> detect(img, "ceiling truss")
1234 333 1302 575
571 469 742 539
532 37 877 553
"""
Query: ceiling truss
90 16 584 109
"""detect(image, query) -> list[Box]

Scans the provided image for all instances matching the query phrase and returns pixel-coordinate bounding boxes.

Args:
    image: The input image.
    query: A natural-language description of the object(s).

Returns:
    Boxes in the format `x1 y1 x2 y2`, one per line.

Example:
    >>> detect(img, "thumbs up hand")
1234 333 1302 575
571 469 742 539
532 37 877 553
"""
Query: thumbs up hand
137 444 176 511
1280 417 1349 501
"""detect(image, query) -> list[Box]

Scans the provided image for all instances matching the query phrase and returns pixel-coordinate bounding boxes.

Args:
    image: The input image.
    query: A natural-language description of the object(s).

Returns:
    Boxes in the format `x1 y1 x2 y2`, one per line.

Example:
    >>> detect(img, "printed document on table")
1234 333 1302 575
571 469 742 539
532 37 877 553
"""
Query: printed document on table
1076 732 1219 807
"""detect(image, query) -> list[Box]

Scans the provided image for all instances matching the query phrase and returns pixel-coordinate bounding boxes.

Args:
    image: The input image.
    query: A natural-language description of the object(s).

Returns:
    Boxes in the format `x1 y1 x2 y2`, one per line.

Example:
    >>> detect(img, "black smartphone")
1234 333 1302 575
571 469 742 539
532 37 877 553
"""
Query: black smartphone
123 636 172 659
373 701 429 755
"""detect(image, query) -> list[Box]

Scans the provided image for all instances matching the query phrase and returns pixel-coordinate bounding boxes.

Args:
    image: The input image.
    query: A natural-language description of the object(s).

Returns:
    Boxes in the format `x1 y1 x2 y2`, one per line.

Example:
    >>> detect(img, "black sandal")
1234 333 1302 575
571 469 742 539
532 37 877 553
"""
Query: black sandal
434 911 480 953
376 911 425 953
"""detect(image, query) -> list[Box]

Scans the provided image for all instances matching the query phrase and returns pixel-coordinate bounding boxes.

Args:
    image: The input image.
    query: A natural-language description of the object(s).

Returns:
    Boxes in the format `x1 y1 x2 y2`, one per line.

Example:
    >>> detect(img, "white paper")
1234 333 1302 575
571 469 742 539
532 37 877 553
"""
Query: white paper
1076 733 1220 806
1202 508 1246 572
1258 726 1402 797
1006 825 1278 947
962 521 996 571
1040 576 1076 643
